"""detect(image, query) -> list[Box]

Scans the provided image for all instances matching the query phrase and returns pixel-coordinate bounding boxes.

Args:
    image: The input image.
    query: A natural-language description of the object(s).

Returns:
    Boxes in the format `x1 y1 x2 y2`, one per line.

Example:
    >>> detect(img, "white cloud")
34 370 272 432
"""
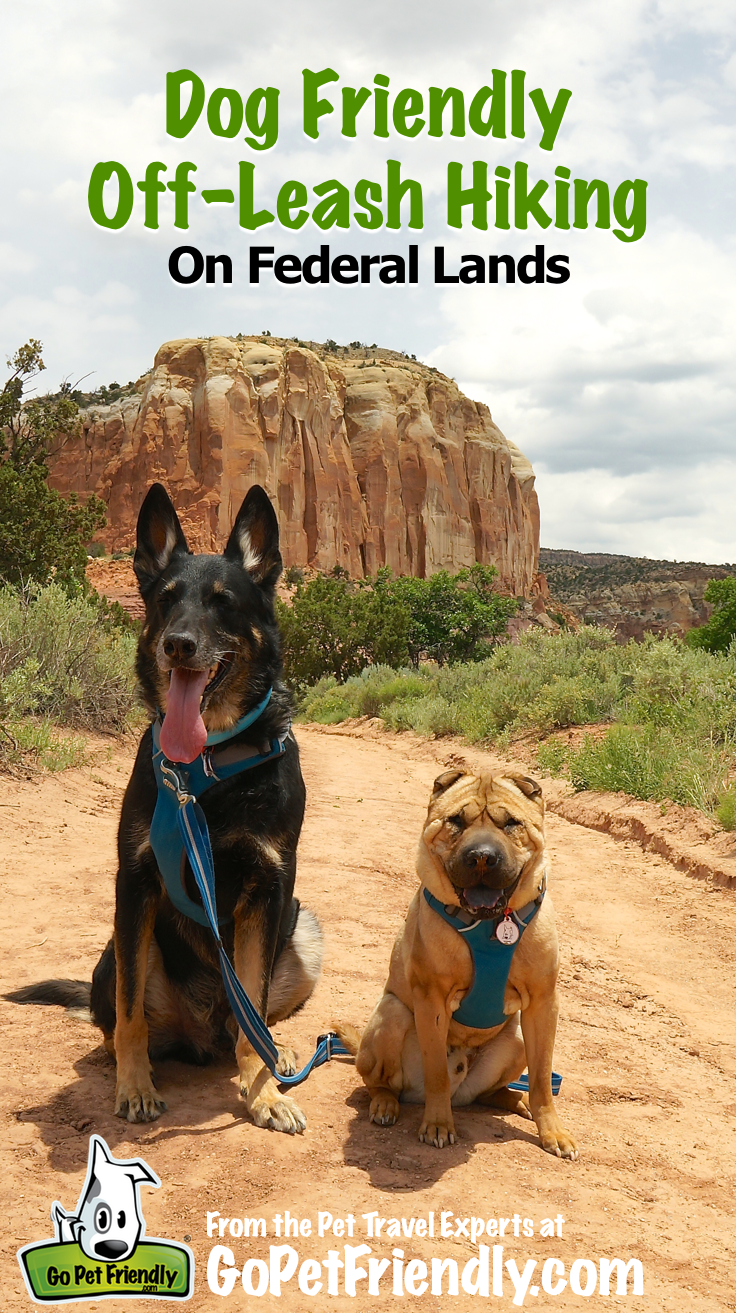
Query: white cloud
537 459 736 561
440 220 736 471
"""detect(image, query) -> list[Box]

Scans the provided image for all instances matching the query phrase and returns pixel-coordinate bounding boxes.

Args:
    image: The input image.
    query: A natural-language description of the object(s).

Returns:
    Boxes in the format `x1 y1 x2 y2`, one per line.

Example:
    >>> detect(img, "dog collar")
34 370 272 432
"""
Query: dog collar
150 688 290 925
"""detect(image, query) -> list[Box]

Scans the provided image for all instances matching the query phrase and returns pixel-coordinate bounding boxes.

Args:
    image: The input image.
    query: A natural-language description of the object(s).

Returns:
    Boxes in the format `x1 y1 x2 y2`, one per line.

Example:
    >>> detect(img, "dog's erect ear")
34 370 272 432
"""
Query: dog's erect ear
125 1157 159 1187
91 1136 111 1173
134 484 189 593
511 774 543 800
87 1135 159 1190
224 485 282 589
431 769 466 799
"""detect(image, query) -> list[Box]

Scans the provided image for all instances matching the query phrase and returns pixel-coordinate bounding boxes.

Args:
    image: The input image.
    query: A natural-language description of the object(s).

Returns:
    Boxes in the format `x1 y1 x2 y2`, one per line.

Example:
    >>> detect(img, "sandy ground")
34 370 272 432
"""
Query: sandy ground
1 723 735 1311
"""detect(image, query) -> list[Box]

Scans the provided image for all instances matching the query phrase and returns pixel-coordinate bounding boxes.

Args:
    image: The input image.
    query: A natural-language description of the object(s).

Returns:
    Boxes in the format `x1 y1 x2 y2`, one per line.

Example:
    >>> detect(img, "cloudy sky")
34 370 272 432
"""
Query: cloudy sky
2 0 735 560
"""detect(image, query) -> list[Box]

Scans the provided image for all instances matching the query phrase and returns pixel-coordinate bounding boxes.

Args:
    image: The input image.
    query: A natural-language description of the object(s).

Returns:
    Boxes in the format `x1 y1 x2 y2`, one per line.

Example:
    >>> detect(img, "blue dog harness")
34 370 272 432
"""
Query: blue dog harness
149 688 349 1087
151 689 286 926
423 886 546 1029
423 883 562 1096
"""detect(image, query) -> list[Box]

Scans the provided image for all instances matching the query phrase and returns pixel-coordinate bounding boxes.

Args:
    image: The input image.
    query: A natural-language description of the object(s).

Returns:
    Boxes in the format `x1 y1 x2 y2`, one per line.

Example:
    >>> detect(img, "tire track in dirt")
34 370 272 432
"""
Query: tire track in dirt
0 723 734 1311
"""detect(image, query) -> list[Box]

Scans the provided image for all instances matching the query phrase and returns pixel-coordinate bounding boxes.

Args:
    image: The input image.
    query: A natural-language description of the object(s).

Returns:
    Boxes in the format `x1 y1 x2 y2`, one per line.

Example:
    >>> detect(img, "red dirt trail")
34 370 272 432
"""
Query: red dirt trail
1 723 735 1311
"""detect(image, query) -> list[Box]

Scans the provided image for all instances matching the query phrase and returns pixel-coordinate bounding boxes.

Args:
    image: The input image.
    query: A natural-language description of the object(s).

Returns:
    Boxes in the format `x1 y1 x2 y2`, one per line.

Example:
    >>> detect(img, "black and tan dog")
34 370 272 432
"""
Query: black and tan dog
8 484 321 1134
350 769 578 1159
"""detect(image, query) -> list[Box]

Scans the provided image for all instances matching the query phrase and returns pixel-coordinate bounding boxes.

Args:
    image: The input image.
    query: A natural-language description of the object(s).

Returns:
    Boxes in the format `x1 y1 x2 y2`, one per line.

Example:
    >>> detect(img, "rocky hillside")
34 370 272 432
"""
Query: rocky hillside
540 547 735 640
49 336 540 595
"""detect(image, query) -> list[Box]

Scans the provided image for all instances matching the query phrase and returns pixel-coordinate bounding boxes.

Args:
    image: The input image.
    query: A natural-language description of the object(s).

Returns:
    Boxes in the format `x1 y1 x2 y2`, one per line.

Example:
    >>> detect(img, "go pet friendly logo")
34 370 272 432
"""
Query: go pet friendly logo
17 1135 193 1303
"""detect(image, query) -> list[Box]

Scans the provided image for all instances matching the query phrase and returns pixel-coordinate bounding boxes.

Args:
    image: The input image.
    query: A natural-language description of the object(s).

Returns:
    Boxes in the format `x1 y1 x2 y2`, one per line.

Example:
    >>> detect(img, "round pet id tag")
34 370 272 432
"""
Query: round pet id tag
496 916 520 945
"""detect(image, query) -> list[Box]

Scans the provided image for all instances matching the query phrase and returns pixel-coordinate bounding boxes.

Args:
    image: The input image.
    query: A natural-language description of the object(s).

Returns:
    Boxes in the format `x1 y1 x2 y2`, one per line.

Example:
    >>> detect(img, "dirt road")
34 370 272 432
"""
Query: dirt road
1 723 735 1311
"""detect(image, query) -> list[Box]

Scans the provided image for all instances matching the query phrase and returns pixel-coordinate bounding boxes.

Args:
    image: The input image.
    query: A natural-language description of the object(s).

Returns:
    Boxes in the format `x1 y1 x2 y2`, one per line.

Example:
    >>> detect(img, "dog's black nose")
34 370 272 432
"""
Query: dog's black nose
94 1240 128 1258
461 844 503 875
163 632 198 661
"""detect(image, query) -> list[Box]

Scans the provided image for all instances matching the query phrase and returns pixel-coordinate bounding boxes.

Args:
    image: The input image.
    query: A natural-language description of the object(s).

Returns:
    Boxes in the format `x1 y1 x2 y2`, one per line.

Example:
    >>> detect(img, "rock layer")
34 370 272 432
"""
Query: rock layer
50 337 540 593
539 548 735 639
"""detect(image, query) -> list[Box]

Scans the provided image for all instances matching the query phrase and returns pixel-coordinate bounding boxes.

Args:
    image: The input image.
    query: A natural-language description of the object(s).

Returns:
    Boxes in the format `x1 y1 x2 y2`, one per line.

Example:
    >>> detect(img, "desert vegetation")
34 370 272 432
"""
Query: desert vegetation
276 565 517 688
298 627 736 821
0 583 139 771
0 341 139 770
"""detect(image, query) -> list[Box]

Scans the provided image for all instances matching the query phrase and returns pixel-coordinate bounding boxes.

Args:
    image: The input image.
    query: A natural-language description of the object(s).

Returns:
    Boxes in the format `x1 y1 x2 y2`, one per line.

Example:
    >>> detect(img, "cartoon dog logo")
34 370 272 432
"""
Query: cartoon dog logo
51 1136 159 1261
18 1135 194 1303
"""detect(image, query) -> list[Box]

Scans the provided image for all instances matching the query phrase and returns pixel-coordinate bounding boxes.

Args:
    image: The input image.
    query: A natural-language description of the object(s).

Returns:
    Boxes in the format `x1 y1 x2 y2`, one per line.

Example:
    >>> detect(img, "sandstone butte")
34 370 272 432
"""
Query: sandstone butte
49 336 541 595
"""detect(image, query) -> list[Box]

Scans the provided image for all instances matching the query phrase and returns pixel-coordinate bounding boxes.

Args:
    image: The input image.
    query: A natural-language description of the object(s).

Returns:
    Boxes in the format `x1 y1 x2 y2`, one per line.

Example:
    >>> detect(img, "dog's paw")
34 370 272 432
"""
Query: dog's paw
246 1088 306 1135
511 1093 534 1121
369 1093 400 1127
538 1119 579 1161
115 1081 167 1124
478 1086 534 1120
419 1119 456 1148
276 1047 298 1078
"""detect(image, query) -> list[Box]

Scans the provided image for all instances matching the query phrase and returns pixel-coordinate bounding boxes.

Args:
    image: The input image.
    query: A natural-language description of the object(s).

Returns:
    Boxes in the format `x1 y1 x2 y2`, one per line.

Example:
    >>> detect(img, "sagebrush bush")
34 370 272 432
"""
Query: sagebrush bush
716 789 736 830
0 582 138 732
297 625 736 816
565 724 730 812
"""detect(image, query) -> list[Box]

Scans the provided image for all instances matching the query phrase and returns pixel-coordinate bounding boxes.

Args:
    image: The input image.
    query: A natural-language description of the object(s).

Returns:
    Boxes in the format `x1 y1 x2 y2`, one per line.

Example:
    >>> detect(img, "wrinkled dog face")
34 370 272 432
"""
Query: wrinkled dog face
421 770 545 916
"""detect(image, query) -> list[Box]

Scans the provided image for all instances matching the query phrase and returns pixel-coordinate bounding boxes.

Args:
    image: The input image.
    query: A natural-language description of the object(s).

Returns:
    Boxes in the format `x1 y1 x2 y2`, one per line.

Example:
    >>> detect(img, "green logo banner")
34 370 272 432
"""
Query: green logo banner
19 1239 192 1303
16 1136 194 1304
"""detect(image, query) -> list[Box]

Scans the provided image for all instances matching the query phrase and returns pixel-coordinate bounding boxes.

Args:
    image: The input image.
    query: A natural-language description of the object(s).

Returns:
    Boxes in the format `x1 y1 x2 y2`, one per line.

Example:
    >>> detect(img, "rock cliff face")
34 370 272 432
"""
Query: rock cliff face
49 337 539 594
540 548 735 640
560 580 713 641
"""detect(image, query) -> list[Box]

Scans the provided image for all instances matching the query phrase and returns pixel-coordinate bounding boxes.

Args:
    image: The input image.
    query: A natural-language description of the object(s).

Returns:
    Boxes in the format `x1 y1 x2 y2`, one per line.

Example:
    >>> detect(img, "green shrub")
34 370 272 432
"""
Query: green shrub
354 670 430 719
716 789 736 831
0 462 106 590
566 724 728 812
0 339 107 589
687 577 736 653
379 565 518 666
390 694 459 737
0 582 138 731
283 565 305 586
295 624 736 819
298 676 356 725
278 566 518 690
0 718 87 772
536 739 569 775
299 666 433 723
277 576 410 689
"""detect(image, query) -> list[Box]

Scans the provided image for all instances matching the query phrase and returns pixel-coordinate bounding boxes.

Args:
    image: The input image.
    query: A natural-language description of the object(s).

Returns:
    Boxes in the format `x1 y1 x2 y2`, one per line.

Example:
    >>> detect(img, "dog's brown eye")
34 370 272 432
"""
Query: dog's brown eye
448 814 465 829
504 817 522 830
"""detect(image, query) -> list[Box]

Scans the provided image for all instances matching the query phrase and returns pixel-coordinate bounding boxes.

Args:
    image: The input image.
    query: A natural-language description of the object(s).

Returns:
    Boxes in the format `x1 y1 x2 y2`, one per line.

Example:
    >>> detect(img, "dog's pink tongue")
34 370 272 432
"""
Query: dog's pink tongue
160 668 210 763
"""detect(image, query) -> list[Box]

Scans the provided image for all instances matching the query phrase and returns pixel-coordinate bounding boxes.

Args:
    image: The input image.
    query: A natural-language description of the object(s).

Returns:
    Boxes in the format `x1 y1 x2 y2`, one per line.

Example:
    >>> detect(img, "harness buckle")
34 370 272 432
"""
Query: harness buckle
160 761 195 807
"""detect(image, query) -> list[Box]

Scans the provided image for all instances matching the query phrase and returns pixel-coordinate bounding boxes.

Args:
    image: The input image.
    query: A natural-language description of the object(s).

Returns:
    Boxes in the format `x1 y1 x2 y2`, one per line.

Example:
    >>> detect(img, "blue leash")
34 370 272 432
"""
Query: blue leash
509 1072 563 1095
156 700 349 1088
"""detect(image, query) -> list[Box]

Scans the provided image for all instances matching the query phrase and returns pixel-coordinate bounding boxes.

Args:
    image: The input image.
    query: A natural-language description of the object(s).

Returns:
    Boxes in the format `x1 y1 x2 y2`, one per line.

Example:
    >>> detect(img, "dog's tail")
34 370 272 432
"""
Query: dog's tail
331 1021 362 1056
5 980 92 1021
